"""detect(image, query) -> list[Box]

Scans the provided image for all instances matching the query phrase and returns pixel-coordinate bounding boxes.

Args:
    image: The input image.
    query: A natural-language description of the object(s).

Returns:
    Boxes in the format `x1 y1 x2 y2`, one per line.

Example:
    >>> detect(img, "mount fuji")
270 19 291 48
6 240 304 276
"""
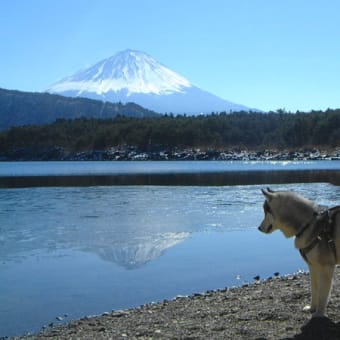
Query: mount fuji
47 49 254 115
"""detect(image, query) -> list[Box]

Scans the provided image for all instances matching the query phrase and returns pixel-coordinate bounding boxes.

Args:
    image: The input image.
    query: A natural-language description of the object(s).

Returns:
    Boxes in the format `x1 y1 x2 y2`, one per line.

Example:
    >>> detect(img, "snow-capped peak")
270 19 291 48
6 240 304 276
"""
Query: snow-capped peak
47 49 257 114
48 49 192 96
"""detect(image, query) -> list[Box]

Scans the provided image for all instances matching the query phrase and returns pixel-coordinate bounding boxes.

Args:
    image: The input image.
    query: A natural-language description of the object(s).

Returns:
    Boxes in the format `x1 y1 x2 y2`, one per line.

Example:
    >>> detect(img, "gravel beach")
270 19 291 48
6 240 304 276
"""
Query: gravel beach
12 268 340 340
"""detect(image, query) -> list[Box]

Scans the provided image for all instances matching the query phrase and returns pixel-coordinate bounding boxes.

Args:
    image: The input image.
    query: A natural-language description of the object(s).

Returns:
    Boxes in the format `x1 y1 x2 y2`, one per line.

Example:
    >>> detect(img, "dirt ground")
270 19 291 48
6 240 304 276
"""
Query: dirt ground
13 269 340 340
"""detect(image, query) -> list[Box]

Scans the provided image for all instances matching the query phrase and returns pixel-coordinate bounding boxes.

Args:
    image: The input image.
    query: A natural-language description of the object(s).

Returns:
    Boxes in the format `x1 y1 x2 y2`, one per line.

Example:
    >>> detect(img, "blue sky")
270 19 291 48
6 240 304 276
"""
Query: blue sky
1 0 340 112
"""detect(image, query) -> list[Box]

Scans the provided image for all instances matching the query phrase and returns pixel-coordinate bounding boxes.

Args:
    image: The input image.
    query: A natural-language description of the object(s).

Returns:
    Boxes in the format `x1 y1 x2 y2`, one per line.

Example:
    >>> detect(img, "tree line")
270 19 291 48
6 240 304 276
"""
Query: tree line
0 110 339 154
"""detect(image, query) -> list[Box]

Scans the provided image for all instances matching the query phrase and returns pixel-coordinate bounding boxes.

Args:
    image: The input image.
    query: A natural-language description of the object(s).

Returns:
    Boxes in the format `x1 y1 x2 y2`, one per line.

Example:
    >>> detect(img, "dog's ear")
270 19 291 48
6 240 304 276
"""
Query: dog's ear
267 187 275 193
261 188 275 201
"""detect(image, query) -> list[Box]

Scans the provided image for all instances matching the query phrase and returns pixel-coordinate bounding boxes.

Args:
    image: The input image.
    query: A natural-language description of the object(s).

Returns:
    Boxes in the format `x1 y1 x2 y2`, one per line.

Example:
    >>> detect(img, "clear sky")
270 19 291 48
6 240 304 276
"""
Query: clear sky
1 0 340 112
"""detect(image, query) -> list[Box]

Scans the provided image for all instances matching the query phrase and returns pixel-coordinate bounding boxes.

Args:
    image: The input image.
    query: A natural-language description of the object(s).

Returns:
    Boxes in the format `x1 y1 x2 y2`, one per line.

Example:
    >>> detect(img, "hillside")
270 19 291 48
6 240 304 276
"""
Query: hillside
0 88 159 131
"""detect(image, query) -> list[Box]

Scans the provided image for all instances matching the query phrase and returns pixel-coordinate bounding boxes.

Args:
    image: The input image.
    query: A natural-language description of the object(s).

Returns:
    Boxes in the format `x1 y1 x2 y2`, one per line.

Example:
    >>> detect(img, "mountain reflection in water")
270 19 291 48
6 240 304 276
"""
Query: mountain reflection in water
1 184 338 269
1 186 199 269
0 182 339 337
96 232 189 269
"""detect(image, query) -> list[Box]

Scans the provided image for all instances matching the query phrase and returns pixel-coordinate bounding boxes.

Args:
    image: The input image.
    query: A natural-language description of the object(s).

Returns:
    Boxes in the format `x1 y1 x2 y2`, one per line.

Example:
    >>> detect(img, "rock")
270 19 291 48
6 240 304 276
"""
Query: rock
111 310 130 317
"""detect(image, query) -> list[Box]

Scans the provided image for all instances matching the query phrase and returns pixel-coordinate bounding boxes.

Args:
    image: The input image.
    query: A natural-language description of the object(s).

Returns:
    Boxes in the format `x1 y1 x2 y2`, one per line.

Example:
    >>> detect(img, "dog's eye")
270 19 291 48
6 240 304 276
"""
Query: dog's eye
263 201 272 214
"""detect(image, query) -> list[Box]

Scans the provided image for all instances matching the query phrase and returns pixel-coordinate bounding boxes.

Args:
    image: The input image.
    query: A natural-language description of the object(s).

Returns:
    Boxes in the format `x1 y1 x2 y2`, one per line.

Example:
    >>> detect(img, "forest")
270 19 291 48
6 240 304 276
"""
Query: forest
0 88 158 131
0 110 339 156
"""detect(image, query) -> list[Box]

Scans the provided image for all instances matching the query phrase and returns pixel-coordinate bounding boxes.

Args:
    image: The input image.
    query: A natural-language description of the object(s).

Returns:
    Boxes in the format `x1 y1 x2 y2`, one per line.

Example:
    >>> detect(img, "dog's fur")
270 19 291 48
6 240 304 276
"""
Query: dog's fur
258 188 340 318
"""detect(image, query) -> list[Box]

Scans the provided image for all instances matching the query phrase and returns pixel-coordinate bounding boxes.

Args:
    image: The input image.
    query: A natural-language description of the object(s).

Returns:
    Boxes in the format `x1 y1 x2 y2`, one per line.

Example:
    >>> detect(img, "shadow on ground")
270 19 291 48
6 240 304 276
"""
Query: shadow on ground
281 317 340 340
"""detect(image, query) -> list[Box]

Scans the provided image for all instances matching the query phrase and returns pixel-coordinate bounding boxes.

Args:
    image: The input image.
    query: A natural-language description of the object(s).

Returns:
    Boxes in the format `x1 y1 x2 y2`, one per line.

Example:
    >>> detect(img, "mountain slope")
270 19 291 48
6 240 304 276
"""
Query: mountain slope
0 88 158 131
48 49 255 114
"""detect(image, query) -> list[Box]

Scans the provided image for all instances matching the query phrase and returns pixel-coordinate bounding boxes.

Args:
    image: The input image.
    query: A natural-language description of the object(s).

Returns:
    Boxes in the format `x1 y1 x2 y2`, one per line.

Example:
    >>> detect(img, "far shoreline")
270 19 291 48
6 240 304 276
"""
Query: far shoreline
1 169 339 188
1 147 340 162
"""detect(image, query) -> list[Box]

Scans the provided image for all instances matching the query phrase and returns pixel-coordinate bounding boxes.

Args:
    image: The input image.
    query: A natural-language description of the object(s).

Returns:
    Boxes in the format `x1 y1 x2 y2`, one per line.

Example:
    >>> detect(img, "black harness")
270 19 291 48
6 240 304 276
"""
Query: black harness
298 206 340 263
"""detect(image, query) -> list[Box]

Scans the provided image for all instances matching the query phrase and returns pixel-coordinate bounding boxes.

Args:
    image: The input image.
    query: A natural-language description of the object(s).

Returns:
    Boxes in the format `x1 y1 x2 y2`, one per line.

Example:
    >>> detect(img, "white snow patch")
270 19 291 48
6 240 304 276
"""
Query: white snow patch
48 50 192 96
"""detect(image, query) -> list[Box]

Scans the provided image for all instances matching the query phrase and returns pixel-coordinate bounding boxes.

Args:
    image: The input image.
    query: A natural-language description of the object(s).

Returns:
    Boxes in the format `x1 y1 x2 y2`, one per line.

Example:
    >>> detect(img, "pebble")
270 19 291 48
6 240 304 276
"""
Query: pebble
112 311 130 317
302 305 312 313
195 292 206 297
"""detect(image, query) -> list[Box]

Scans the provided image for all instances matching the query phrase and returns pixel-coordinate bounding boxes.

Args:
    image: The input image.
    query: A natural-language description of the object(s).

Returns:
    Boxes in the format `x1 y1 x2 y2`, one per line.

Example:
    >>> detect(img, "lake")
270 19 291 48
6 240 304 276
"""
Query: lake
1 160 340 187
0 161 339 337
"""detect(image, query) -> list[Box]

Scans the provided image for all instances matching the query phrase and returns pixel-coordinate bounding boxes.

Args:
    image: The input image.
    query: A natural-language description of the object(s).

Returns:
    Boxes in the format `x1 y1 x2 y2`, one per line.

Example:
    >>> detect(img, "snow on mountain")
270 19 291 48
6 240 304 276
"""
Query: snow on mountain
49 50 191 96
47 49 255 114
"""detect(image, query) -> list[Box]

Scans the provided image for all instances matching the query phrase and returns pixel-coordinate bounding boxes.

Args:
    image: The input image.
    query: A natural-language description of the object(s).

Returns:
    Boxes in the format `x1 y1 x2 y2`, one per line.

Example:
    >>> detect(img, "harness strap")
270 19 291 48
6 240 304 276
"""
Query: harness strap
296 221 313 238
328 205 340 216
299 235 337 263
299 238 320 263
298 205 340 263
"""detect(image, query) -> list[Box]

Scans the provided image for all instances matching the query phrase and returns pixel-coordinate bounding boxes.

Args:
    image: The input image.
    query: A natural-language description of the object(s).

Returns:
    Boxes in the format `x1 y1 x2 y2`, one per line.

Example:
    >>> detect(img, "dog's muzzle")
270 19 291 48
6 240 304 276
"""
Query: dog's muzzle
258 224 273 233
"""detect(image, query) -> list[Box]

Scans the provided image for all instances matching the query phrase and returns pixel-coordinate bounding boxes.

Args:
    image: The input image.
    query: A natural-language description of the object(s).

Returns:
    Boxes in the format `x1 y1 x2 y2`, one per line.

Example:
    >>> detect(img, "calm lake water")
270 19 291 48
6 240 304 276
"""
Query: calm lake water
1 160 340 176
0 161 339 337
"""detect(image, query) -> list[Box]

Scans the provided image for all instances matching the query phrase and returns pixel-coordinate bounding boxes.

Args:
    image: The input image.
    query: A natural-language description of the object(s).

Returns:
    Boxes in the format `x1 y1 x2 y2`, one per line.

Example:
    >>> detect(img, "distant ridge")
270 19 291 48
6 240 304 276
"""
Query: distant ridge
47 49 258 114
0 88 159 131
